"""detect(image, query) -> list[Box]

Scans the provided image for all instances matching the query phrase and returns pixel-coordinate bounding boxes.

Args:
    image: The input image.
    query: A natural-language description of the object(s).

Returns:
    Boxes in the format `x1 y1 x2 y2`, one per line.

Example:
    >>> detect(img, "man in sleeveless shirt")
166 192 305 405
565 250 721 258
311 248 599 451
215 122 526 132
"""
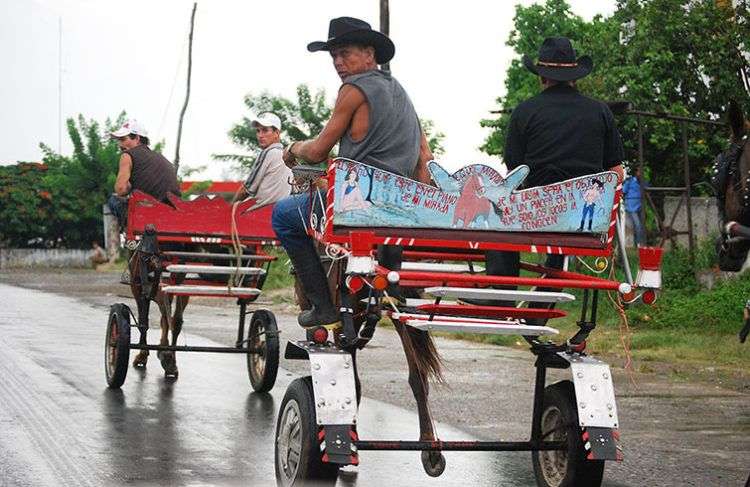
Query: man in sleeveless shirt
232 112 292 210
272 16 433 329
107 119 180 228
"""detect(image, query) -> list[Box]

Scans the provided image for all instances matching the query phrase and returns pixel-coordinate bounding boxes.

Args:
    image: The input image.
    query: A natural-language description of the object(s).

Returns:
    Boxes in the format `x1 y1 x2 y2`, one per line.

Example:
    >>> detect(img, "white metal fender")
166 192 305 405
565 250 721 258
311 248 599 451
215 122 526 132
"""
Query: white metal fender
558 352 619 429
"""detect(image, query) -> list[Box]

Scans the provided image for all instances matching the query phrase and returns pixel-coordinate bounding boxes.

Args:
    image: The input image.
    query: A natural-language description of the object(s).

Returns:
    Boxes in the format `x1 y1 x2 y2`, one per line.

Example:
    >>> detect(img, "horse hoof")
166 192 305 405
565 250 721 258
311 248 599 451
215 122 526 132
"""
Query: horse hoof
420 450 446 477
132 351 149 368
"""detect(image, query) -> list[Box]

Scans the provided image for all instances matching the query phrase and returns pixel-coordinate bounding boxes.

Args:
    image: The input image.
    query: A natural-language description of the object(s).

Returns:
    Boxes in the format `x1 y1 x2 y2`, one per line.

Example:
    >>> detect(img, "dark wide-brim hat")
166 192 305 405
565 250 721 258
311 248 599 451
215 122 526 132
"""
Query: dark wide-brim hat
307 16 395 64
522 36 592 82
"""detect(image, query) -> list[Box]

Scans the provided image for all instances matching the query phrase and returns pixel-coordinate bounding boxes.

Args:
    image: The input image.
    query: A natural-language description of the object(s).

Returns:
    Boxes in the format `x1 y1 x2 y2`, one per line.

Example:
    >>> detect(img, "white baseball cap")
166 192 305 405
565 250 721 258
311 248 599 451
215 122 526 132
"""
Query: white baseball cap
251 112 282 130
110 119 149 138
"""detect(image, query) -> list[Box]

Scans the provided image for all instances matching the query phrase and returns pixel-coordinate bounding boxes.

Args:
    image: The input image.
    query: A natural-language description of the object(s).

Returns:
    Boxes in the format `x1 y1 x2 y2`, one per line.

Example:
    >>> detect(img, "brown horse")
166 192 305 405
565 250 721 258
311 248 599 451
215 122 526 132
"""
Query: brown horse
716 100 750 271
128 225 189 377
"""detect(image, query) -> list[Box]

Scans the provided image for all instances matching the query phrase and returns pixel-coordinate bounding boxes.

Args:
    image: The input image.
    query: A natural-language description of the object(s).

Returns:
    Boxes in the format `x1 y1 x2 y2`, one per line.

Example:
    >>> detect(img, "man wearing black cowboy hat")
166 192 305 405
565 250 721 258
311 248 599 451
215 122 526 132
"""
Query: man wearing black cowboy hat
478 37 625 314
272 16 433 329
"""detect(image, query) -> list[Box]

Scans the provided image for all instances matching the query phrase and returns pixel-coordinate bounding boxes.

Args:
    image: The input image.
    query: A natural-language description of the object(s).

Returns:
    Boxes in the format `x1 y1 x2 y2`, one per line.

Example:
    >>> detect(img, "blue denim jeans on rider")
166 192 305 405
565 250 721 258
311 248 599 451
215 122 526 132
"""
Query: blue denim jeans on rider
626 210 645 246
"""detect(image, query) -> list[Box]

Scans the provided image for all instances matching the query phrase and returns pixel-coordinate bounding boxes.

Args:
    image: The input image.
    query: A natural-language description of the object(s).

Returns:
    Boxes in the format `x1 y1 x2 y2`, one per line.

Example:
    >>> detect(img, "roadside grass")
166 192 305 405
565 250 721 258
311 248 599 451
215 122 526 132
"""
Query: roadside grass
260 246 295 291
448 240 749 387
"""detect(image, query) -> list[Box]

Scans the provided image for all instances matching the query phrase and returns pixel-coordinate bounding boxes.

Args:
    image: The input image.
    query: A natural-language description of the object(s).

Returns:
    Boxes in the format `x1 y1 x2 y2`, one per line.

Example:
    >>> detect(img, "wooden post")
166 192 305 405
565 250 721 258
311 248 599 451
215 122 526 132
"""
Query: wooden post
174 2 197 171
682 122 695 263
380 0 390 74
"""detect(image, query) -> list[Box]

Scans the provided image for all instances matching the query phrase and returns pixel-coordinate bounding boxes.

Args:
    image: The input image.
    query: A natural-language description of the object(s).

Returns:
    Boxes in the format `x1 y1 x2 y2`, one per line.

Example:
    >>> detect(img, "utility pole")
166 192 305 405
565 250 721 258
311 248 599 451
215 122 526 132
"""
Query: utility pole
174 2 197 172
379 0 390 74
58 16 62 152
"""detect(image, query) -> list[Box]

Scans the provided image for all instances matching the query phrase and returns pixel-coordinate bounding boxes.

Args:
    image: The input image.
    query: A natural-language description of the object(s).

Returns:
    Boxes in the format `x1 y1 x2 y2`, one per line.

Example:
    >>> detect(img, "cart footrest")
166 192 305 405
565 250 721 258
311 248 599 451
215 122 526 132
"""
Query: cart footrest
163 251 274 261
161 284 261 297
416 304 566 320
394 313 558 336
166 264 265 275
400 262 485 273
424 287 575 303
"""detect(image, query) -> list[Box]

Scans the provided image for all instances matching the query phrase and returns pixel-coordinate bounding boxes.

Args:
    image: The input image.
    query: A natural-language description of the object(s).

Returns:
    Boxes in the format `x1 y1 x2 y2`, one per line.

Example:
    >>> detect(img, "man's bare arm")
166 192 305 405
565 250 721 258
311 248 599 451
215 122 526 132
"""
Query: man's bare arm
283 85 365 165
412 131 435 185
114 153 133 196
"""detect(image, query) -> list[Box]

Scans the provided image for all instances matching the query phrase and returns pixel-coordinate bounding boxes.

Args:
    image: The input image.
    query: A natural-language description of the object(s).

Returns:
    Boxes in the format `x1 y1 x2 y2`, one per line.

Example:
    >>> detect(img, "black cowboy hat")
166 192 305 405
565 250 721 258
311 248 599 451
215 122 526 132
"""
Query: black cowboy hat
307 16 395 65
523 37 592 82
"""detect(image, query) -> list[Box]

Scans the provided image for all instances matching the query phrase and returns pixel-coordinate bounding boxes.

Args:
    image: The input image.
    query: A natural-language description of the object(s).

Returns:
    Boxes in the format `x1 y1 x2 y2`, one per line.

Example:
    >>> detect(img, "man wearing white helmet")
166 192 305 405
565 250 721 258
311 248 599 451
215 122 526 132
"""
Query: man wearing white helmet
107 119 180 227
233 112 293 209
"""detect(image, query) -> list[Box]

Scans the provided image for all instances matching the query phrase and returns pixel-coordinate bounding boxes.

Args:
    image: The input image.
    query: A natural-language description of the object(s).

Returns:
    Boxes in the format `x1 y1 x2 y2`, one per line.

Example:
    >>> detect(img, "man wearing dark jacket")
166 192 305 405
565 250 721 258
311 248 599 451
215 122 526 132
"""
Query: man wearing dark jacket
481 37 625 311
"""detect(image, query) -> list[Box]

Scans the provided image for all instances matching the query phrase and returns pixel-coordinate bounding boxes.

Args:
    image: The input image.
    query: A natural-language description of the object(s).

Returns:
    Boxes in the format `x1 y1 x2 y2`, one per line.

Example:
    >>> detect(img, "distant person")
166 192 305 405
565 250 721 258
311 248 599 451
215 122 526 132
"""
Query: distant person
232 112 293 209
107 119 180 228
90 241 108 267
622 166 647 246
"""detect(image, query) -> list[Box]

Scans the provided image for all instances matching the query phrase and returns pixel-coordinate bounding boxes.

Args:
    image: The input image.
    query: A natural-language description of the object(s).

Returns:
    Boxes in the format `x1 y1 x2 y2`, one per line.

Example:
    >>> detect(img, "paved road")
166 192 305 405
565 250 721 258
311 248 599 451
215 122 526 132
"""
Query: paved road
1 272 748 486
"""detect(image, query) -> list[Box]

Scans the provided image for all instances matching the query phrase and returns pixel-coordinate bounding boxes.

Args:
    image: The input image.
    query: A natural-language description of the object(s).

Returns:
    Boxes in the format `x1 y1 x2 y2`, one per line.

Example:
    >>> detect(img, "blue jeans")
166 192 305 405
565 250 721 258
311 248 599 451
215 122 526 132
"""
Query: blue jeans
626 210 645 246
271 191 324 254
107 194 128 229
579 203 595 230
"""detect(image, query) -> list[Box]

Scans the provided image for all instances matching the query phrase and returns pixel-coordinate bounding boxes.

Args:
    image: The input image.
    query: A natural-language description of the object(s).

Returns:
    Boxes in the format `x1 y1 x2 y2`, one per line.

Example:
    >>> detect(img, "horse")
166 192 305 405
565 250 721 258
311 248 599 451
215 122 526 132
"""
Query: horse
127 224 189 377
452 173 492 229
715 100 750 271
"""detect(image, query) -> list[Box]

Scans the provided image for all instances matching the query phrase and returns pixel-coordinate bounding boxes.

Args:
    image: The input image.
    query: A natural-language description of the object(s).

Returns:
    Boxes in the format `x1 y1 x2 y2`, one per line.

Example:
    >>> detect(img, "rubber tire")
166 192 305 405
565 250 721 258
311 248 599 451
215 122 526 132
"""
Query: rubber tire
105 303 131 388
275 377 339 486
532 380 605 487
247 309 280 392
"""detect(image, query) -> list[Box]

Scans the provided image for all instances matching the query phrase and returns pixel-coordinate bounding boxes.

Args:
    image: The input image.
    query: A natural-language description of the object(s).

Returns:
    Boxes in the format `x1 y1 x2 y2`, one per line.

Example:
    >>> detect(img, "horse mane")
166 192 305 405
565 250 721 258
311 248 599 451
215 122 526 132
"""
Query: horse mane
728 100 747 142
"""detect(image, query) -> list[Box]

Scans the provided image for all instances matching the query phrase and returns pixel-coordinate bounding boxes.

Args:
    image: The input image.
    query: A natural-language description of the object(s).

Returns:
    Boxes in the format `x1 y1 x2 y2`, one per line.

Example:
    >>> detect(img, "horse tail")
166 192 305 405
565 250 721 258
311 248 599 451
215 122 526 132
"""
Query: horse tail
400 325 444 383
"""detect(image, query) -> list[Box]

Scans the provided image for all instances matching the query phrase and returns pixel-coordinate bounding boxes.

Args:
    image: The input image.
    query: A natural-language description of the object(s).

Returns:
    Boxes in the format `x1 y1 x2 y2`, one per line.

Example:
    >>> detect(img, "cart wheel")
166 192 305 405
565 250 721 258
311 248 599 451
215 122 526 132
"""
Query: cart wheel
421 450 446 477
247 309 280 393
105 303 131 389
532 381 604 487
275 377 339 486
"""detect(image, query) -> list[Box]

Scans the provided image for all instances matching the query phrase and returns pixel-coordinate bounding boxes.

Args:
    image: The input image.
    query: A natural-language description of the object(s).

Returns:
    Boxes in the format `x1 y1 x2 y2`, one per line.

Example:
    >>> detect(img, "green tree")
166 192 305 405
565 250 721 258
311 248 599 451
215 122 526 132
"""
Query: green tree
213 84 332 172
0 163 53 247
216 83 446 174
481 0 750 189
38 113 126 247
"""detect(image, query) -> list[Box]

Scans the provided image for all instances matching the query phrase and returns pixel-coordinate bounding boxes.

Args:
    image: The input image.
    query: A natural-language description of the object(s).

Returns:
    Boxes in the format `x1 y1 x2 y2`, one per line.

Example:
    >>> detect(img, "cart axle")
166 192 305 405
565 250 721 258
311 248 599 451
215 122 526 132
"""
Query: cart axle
354 440 566 451
128 344 263 354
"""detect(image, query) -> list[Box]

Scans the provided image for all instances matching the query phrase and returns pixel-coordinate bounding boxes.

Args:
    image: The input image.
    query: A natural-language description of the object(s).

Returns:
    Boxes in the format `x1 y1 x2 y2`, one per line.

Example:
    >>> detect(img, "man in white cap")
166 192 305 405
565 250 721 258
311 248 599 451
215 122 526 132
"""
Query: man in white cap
233 112 292 209
107 119 180 227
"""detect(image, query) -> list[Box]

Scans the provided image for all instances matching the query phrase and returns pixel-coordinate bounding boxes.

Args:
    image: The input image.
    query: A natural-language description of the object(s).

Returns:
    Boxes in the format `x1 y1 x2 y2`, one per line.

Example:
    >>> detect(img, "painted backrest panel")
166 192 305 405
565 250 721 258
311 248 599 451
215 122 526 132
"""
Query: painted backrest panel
332 159 618 234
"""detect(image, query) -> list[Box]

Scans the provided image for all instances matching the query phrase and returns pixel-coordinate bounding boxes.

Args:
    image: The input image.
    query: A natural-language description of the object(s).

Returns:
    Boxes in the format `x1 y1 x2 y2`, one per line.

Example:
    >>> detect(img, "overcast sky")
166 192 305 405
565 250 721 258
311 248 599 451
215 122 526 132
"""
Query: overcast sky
1 0 615 178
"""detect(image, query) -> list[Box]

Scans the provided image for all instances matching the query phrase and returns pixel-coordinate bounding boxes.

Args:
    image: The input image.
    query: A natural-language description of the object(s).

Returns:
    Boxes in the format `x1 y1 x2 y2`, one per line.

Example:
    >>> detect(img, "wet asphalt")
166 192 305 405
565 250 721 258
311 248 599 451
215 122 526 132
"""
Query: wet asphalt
0 271 748 486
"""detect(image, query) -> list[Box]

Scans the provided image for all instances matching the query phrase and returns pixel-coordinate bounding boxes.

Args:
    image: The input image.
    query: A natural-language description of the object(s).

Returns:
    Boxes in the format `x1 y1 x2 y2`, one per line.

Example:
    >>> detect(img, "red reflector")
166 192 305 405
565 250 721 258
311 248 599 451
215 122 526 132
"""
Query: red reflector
642 289 657 305
372 274 388 290
312 327 329 344
612 429 620 441
570 340 586 353
348 275 365 292
582 430 590 441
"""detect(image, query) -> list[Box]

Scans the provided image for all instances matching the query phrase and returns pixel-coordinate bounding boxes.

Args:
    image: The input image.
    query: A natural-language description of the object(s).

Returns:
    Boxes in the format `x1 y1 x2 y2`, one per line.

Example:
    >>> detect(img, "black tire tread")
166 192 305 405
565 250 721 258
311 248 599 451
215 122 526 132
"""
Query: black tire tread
247 309 280 392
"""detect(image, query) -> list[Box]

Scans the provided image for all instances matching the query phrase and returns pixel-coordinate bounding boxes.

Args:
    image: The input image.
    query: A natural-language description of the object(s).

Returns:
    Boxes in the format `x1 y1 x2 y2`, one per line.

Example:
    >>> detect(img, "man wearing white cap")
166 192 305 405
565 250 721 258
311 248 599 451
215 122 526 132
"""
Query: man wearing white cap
233 112 292 209
107 119 180 227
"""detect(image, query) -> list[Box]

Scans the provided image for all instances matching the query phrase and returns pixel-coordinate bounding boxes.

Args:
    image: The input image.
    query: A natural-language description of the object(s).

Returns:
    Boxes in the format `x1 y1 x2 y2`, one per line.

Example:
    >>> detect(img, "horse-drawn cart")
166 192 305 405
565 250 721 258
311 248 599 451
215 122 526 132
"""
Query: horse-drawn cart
105 189 280 392
274 159 663 487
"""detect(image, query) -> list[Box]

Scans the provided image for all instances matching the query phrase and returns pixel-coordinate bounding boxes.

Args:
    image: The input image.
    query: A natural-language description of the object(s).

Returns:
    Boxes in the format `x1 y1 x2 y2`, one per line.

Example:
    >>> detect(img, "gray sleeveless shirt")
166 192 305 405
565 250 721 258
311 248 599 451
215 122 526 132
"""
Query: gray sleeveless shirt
339 70 421 178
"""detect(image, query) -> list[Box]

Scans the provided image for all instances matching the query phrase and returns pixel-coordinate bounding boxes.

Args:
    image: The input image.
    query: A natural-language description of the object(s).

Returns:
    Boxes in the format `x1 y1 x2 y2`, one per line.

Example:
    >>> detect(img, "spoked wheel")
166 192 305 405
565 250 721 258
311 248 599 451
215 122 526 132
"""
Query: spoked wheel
532 381 604 487
275 377 339 486
246 309 279 392
105 303 131 388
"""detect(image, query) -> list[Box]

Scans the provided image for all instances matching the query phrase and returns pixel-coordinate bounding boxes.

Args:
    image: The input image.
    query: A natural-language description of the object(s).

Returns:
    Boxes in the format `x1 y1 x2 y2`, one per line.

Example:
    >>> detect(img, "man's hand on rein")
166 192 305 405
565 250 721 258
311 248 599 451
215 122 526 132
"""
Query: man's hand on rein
283 142 299 168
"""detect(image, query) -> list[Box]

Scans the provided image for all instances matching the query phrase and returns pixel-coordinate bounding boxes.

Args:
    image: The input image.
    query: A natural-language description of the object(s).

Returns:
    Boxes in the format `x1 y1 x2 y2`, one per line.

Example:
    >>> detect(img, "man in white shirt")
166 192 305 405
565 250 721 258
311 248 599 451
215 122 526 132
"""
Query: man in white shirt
233 112 292 209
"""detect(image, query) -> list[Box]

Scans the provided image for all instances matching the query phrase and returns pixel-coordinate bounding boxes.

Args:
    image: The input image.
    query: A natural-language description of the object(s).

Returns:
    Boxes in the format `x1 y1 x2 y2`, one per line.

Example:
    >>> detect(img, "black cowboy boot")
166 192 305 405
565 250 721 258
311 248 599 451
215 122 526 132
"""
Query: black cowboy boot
289 246 340 329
